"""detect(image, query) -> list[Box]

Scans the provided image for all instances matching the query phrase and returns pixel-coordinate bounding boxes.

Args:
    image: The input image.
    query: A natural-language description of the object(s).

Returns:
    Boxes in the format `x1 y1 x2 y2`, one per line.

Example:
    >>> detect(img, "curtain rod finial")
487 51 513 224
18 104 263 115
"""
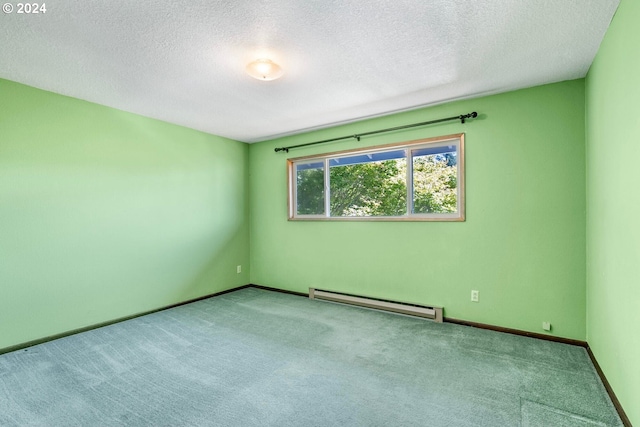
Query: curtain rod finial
460 111 479 124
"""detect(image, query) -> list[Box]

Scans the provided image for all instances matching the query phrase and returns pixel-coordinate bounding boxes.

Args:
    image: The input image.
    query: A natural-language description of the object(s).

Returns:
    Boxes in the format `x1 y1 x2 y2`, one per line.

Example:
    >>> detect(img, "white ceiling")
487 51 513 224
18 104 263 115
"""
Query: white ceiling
0 0 619 143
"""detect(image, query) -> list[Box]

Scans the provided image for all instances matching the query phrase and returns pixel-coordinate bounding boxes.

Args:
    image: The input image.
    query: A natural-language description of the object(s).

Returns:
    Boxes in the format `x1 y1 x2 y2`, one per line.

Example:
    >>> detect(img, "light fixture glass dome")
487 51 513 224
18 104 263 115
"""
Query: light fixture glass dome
246 59 284 81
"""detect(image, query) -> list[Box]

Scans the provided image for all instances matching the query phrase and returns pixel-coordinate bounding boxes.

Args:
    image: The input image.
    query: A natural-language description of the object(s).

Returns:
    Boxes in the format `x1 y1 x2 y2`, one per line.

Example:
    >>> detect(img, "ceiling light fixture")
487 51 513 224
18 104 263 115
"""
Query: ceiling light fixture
246 59 284 81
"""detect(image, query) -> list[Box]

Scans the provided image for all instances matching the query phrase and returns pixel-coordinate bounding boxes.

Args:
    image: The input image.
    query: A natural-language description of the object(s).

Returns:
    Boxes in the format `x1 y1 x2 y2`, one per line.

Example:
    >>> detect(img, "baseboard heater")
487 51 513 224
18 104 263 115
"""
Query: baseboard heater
309 288 443 323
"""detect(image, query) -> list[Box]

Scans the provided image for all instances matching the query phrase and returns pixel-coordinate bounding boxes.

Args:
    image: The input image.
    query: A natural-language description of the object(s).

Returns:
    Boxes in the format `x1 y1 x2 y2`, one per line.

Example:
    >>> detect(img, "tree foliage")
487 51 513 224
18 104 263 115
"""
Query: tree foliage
412 155 457 214
296 167 324 215
330 160 406 216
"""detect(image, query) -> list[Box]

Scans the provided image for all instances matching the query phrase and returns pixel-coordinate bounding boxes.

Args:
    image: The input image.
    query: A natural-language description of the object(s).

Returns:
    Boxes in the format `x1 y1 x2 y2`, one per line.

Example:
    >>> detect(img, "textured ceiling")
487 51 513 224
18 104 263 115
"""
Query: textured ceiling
0 0 619 143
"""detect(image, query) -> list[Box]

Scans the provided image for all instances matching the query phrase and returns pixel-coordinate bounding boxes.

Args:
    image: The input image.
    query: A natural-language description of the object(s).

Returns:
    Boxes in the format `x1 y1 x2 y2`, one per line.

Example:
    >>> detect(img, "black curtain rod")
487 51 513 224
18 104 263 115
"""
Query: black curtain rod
274 111 478 153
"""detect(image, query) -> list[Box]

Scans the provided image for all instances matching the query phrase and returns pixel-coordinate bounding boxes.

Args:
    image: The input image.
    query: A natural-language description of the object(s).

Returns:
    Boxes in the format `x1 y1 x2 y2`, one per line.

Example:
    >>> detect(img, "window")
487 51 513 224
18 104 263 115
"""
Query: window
288 134 464 221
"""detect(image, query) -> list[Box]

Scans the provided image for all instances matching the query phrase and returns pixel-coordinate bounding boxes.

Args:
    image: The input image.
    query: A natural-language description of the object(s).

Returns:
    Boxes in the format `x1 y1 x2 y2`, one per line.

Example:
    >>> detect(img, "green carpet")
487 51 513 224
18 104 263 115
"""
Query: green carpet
0 288 622 426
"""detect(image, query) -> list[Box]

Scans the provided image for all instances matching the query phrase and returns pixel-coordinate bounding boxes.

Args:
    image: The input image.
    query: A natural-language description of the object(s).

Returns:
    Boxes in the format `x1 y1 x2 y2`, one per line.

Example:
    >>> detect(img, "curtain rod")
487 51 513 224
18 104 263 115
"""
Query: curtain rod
274 111 478 153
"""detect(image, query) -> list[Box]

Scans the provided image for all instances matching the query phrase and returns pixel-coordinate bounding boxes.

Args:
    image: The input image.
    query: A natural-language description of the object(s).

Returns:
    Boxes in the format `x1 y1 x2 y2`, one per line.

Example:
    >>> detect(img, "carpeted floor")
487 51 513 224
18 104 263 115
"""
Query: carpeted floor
0 287 622 426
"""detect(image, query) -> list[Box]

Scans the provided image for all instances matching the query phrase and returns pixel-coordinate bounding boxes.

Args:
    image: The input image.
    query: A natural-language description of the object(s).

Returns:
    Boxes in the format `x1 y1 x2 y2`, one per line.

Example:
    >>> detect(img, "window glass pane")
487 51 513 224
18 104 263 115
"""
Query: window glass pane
412 146 458 214
329 149 406 167
296 161 324 215
412 144 456 157
330 150 407 217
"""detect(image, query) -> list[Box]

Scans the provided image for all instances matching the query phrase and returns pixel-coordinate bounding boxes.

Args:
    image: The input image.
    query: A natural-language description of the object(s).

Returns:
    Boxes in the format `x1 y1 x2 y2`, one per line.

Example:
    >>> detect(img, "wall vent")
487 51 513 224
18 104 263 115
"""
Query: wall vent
309 288 443 323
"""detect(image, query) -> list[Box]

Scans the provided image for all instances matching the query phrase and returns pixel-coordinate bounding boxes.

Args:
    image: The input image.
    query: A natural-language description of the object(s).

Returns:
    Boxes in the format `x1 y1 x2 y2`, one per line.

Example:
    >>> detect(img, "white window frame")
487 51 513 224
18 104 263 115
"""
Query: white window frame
287 133 465 221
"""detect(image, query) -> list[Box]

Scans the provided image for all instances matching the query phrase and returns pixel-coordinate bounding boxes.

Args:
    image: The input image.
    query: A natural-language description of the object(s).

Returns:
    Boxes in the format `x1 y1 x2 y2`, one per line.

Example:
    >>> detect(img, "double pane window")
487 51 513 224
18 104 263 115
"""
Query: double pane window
289 134 464 221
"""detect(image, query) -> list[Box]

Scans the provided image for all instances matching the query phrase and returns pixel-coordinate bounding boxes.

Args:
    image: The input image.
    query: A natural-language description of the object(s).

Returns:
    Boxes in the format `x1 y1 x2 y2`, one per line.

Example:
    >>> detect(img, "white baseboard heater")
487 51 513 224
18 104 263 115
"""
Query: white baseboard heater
309 288 443 323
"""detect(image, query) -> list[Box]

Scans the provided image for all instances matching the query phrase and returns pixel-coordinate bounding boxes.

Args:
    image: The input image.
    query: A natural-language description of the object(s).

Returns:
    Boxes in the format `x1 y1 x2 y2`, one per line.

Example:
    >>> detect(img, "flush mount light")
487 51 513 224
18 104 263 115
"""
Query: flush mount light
246 59 284 81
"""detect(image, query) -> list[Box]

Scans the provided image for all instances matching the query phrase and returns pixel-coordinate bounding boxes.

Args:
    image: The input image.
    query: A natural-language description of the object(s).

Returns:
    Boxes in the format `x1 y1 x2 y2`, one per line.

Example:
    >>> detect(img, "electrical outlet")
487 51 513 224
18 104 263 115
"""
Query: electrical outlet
236 265 242 274
542 322 551 331
471 290 479 302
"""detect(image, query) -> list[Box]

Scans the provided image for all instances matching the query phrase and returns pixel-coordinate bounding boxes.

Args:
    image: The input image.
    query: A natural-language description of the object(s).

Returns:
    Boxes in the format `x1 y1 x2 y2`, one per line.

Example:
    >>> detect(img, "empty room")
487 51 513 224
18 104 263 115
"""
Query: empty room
1 0 637 426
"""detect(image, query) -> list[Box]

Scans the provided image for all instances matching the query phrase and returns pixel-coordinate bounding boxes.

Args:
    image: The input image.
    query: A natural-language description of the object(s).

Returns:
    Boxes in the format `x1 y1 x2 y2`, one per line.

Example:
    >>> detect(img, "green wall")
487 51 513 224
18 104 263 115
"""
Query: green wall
250 80 587 340
0 79 250 350
586 0 639 423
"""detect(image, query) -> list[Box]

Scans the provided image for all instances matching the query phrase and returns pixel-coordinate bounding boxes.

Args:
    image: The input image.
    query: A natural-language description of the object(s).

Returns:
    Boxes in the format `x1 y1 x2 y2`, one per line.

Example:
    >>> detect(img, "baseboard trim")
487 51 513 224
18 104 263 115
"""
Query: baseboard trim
444 317 588 347
586 346 632 427
249 284 308 297
0 284 251 356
